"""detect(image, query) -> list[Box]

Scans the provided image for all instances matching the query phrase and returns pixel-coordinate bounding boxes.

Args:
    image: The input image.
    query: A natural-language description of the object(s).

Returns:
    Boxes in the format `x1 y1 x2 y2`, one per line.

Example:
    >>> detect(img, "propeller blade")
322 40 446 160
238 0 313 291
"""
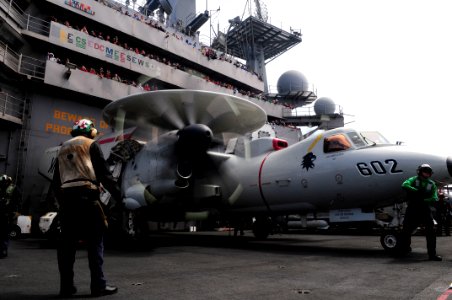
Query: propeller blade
102 90 263 201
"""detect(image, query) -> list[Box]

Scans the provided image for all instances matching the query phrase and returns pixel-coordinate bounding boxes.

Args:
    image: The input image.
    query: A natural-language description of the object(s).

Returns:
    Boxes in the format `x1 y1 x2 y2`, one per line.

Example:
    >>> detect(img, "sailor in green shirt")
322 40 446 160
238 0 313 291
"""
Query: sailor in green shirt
400 164 442 261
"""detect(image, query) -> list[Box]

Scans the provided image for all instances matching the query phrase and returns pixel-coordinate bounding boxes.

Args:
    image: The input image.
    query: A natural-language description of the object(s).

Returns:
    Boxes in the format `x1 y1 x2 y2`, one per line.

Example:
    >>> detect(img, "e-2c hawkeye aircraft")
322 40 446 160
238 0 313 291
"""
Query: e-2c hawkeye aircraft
39 90 452 252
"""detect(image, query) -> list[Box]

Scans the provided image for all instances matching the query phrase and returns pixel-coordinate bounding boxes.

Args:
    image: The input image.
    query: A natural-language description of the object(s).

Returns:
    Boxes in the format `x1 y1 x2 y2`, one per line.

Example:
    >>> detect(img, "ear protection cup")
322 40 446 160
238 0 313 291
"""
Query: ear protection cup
91 128 98 138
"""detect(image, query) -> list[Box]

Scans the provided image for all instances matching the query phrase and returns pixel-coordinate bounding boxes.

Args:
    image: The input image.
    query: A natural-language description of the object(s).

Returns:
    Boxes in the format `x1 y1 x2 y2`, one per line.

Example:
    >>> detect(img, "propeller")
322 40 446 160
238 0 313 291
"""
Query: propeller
102 90 267 204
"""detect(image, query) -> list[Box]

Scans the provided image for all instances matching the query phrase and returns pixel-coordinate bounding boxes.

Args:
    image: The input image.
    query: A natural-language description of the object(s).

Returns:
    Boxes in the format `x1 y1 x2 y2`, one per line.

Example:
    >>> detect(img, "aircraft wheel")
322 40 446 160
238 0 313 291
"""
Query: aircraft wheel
252 217 272 240
8 225 21 240
124 210 137 238
45 216 61 240
380 230 403 253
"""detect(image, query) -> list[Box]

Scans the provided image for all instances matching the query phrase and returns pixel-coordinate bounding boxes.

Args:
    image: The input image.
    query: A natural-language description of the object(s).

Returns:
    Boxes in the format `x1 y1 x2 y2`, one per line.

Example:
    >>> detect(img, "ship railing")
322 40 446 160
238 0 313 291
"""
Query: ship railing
0 41 20 72
0 0 50 34
282 105 344 118
104 0 161 24
267 84 318 96
0 41 45 80
0 0 27 28
0 91 25 121
24 14 51 36
18 55 45 79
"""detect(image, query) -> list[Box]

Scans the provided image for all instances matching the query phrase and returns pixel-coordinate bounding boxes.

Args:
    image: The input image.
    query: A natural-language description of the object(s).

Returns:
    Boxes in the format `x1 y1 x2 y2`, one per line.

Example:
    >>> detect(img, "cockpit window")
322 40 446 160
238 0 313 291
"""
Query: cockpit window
360 131 390 145
347 132 366 147
323 134 352 153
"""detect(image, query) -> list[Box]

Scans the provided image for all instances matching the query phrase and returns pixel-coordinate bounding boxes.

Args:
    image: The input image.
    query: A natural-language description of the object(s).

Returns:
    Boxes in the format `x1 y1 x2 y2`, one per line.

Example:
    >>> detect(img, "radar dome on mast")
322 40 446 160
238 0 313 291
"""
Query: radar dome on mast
314 97 336 115
275 70 315 108
277 70 309 95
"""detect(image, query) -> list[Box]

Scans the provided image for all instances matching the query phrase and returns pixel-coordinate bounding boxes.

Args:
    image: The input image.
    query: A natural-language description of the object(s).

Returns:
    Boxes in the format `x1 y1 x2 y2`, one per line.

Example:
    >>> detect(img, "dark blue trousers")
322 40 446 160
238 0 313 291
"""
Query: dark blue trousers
0 214 9 256
57 187 107 291
401 201 437 256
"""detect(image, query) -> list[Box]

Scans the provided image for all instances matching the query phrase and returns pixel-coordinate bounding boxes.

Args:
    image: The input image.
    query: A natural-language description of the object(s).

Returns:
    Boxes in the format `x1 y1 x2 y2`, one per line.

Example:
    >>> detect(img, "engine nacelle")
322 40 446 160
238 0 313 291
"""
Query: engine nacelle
124 183 154 210
249 137 288 157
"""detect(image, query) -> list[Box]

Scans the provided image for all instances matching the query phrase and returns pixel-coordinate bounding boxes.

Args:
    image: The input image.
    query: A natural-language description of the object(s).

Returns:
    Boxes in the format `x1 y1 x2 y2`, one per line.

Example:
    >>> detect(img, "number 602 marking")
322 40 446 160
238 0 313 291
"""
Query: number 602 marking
356 159 403 176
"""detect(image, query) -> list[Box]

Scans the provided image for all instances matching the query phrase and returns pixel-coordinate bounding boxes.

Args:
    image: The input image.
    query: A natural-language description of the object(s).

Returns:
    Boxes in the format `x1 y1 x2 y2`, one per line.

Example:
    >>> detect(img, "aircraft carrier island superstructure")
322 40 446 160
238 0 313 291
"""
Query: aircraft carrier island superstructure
0 0 344 223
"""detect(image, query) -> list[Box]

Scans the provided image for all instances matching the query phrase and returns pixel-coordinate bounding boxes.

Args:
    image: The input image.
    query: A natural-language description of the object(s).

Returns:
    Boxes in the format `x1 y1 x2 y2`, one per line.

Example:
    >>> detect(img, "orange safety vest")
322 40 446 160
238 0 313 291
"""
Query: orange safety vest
58 136 98 190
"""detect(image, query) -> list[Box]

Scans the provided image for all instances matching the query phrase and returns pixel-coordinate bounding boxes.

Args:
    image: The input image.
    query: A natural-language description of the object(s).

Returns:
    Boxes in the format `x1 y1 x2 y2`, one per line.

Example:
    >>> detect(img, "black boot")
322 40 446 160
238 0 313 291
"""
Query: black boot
91 285 118 297
59 285 77 297
428 254 442 261
0 249 7 258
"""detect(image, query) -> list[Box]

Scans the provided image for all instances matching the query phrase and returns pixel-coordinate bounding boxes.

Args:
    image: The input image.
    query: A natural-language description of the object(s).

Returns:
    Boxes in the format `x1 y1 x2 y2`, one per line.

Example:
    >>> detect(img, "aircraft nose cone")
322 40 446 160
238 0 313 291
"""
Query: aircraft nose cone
448 157 452 177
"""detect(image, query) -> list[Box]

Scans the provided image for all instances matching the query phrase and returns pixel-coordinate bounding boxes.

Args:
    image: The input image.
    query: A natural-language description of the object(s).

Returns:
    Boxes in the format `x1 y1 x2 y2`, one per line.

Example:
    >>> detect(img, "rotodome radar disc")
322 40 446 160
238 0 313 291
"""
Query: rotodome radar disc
103 90 267 135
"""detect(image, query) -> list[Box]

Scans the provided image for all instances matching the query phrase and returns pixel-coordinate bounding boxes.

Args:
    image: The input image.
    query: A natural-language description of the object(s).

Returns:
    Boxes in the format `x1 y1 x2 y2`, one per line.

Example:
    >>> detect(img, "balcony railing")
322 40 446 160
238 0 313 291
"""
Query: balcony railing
0 0 27 28
0 41 45 79
19 55 46 78
0 91 25 122
0 41 20 72
24 14 51 35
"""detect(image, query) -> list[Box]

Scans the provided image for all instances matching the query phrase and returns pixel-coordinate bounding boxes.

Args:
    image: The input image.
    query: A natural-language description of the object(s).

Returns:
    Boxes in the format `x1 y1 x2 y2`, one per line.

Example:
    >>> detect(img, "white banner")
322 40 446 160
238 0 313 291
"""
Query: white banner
49 21 160 78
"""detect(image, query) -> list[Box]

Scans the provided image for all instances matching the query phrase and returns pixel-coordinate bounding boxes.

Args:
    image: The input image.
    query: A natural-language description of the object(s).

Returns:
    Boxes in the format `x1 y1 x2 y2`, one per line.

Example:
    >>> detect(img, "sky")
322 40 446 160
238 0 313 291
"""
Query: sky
140 0 452 155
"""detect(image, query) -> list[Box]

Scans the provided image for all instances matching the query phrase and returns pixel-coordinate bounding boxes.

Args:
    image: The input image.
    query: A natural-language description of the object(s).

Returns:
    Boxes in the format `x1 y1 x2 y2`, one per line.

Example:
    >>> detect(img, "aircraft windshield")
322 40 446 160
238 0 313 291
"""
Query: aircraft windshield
323 134 352 153
360 131 390 145
346 132 366 147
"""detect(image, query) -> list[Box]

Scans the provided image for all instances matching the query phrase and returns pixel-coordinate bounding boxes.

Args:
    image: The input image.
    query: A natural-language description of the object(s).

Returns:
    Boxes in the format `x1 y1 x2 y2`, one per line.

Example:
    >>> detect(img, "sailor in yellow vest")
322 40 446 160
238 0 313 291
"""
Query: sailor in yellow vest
52 119 121 297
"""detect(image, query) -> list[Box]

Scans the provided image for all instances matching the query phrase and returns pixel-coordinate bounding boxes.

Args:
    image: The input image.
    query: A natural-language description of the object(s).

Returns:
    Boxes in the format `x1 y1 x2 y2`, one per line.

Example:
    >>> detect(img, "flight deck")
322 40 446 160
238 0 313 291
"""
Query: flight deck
2 232 452 299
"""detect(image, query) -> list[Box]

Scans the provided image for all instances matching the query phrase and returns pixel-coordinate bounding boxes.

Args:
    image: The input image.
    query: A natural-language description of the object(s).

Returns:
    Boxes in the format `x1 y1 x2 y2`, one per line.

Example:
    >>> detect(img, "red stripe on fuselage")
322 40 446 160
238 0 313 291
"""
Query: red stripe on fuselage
437 289 452 300
98 137 115 144
258 152 273 210
98 133 132 144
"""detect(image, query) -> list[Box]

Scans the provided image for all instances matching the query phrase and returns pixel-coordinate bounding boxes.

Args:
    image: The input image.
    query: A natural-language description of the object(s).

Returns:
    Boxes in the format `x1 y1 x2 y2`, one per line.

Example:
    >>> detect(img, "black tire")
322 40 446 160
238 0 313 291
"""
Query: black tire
46 216 60 239
252 218 272 240
380 230 405 254
8 225 21 240
124 210 137 238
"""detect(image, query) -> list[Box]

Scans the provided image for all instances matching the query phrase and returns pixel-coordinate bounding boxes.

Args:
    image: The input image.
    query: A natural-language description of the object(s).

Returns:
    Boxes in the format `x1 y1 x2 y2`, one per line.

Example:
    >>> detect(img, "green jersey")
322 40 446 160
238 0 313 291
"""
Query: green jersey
401 175 438 203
